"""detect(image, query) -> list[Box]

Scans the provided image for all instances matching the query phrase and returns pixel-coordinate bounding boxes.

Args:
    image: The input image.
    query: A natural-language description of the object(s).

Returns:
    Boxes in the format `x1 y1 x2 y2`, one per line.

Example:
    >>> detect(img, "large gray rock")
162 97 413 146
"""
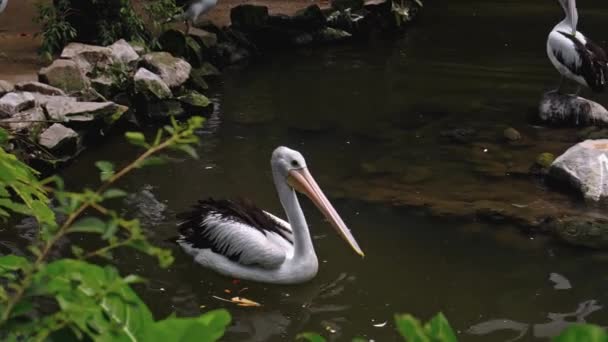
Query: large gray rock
44 98 128 124
0 106 46 132
38 123 79 154
550 139 608 201
140 52 192 88
539 92 608 126
108 39 139 65
134 68 172 100
60 42 114 74
15 81 66 96
0 92 36 118
39 59 89 93
0 80 13 96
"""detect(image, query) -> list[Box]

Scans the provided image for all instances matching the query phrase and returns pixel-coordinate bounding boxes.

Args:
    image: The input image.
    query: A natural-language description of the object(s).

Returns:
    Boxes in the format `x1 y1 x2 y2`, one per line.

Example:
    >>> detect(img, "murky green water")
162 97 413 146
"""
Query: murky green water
9 0 608 340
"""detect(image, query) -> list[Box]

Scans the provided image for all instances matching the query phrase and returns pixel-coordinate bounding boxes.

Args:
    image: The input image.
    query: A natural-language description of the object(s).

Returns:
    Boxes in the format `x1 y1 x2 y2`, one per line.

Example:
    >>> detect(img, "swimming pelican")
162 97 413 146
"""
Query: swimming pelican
174 0 218 34
547 0 608 94
176 146 364 284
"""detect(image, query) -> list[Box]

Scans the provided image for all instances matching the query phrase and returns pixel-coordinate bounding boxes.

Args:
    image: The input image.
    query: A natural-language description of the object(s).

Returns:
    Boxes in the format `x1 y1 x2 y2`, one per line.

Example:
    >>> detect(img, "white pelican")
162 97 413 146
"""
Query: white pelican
176 146 364 284
174 0 218 34
547 0 608 94
0 0 7 14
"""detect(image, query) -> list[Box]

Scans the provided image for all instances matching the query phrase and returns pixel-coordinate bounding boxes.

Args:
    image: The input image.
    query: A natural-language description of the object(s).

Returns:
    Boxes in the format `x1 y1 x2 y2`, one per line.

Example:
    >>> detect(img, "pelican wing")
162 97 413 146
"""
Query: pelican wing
551 30 608 91
177 199 293 269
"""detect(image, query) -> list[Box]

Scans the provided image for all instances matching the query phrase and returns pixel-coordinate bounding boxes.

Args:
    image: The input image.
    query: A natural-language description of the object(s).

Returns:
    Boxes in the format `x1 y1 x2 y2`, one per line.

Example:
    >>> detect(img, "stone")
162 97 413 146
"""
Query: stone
189 28 218 49
39 59 89 93
503 127 521 142
178 91 212 115
292 5 326 31
60 42 114 74
313 27 352 43
38 123 79 154
0 80 14 96
0 106 46 133
230 5 269 29
108 39 139 65
331 0 364 11
536 152 556 169
134 68 172 100
0 92 36 118
539 92 608 126
14 81 66 96
188 68 209 91
144 100 185 121
90 75 114 99
185 36 205 68
549 139 608 201
159 30 188 58
140 52 192 88
551 215 608 249
44 99 128 125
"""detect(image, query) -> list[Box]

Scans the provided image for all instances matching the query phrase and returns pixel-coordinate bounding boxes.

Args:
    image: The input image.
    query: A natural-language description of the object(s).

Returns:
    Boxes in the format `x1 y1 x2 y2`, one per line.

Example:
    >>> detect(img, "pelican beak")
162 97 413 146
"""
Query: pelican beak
288 168 365 257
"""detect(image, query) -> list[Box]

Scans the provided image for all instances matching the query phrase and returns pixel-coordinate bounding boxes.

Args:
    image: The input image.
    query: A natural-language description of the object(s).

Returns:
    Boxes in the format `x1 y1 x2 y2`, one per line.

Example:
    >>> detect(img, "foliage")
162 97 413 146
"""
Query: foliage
34 0 77 58
0 116 231 340
143 0 182 44
298 313 608 342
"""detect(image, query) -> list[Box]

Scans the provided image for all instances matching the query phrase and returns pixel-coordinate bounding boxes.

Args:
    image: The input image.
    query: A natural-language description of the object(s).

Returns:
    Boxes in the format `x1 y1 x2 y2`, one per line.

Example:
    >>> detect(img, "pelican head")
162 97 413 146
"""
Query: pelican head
271 146 365 257
557 0 578 33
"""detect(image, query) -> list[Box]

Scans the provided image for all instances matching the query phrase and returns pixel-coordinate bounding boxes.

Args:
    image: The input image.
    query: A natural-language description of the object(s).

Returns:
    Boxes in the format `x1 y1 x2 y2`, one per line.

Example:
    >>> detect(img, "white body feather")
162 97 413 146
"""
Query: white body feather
0 0 8 14
547 21 589 87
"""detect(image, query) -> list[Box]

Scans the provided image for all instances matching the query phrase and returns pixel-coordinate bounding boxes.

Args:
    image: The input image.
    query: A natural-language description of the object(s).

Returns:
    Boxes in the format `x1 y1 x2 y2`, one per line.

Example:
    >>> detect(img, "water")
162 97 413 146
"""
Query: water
9 0 608 340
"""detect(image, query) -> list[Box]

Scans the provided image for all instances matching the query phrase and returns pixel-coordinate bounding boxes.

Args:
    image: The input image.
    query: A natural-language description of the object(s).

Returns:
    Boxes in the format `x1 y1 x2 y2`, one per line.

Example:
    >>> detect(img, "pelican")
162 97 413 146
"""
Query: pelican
174 0 218 34
0 0 7 14
176 146 364 284
547 0 608 94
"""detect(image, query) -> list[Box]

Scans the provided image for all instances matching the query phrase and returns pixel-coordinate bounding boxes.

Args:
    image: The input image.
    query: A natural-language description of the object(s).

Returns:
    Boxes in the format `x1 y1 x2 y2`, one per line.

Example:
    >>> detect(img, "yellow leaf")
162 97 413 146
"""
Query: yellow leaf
230 297 261 307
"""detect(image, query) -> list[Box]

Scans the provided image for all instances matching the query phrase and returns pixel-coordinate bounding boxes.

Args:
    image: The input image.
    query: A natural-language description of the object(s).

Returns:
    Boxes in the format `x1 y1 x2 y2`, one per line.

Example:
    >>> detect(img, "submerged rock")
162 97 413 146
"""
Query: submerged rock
178 91 212 115
39 59 89 93
551 215 608 249
0 92 36 118
15 81 66 96
539 92 608 126
134 68 172 100
549 139 608 201
503 127 521 142
38 123 79 155
140 52 192 88
0 80 14 96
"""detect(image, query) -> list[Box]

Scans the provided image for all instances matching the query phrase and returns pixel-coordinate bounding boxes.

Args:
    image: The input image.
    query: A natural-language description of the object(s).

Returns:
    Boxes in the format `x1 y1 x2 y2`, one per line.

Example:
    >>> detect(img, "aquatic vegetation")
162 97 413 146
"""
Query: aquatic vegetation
0 117 230 340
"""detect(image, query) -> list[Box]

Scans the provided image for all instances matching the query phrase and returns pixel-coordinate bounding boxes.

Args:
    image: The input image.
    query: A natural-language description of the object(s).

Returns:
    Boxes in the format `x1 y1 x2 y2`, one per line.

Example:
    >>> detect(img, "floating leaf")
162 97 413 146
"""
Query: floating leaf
230 297 261 307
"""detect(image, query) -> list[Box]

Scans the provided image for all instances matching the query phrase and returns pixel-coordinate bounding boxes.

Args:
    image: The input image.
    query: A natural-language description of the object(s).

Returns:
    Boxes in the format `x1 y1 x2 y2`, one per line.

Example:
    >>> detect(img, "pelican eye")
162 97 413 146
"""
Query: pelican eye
291 160 299 167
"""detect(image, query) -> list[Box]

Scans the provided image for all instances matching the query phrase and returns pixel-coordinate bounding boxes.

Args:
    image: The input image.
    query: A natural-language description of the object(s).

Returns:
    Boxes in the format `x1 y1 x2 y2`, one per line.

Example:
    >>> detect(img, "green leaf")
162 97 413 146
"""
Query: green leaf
0 128 9 144
0 255 29 278
176 145 199 159
102 188 128 199
296 333 326 342
554 324 608 342
95 161 115 182
137 156 168 168
395 314 431 342
69 217 107 234
424 313 457 342
144 310 231 342
125 132 148 148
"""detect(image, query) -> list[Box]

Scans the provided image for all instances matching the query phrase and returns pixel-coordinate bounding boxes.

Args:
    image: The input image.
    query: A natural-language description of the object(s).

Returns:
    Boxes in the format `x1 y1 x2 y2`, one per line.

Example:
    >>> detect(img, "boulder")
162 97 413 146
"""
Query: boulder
178 91 212 115
140 52 192 88
108 39 139 65
551 215 608 249
0 106 46 133
44 99 128 125
39 59 89 93
230 5 269 29
313 27 352 43
60 42 114 74
185 36 205 67
189 28 218 49
549 139 608 201
0 92 36 118
159 29 188 58
0 80 14 96
197 62 221 77
38 123 79 155
90 74 114 99
503 127 521 142
134 68 172 100
539 92 608 126
187 68 209 91
292 5 326 31
14 81 66 96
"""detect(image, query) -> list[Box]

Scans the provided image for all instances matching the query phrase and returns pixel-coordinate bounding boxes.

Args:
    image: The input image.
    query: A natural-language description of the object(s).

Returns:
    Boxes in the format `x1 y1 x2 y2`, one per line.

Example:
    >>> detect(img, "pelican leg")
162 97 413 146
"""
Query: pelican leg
574 85 582 96
185 21 191 35
556 76 565 94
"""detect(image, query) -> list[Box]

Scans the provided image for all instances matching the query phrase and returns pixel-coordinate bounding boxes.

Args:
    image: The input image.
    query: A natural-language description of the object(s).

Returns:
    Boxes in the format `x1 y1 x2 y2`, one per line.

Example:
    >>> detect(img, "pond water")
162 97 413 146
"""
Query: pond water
9 0 608 340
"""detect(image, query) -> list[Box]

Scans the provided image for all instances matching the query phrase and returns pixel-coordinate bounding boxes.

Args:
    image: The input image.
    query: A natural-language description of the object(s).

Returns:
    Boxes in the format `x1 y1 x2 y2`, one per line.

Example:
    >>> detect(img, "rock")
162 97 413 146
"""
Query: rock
197 62 221 77
14 81 66 96
331 0 364 11
178 91 212 115
313 27 352 43
185 36 205 67
187 68 209 91
60 42 114 74
539 92 608 126
39 59 89 93
108 39 139 65
215 42 250 65
143 100 185 121
130 41 148 55
230 5 269 29
45 99 128 125
292 5 326 31
0 80 14 96
0 92 36 118
140 52 192 88
551 215 608 249
159 29 188 58
0 106 46 133
189 28 218 49
134 68 172 100
536 152 556 169
38 123 79 155
503 127 521 142
549 139 608 201
577 126 608 140
90 74 114 99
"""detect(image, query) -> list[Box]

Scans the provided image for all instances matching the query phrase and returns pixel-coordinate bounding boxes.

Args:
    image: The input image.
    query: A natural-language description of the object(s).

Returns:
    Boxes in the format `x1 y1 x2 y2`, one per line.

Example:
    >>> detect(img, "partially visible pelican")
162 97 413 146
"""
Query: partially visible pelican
0 0 7 15
174 0 218 34
176 146 364 284
547 0 608 94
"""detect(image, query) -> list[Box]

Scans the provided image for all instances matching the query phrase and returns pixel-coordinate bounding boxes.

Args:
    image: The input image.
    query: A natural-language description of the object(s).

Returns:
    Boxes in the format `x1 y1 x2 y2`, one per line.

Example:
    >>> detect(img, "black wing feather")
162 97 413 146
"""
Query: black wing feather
558 31 608 92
